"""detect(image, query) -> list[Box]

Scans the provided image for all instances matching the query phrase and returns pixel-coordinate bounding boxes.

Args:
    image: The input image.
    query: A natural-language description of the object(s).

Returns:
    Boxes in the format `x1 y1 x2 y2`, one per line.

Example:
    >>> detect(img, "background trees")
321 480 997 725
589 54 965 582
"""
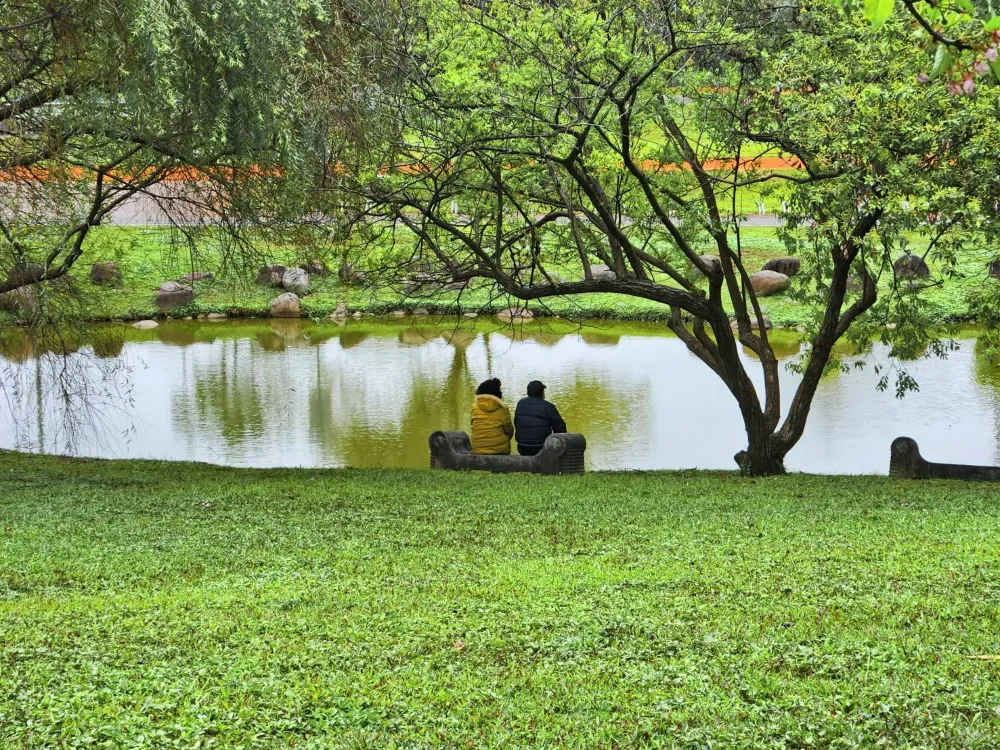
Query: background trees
0 0 400 299
357 0 995 474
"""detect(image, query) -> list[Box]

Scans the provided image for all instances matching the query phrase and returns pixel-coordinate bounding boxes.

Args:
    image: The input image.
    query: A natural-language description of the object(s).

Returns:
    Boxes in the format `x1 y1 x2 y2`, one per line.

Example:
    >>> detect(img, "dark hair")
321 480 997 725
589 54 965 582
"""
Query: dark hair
476 378 502 398
527 380 545 398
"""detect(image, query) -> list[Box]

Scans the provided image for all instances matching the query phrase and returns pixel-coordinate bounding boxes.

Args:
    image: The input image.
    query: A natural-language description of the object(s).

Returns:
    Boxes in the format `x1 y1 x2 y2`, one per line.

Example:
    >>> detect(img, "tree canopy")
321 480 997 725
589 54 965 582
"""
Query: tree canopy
356 0 999 474
0 0 399 298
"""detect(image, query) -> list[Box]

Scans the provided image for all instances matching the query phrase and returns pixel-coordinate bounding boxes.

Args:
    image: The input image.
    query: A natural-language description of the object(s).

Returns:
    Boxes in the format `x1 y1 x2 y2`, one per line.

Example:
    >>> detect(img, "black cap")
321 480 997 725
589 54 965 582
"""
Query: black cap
527 380 546 397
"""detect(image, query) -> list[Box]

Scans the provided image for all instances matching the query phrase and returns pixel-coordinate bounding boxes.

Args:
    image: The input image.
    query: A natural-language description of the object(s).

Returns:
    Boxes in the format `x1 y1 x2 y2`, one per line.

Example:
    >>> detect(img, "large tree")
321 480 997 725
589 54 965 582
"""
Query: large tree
359 0 995 475
0 0 399 299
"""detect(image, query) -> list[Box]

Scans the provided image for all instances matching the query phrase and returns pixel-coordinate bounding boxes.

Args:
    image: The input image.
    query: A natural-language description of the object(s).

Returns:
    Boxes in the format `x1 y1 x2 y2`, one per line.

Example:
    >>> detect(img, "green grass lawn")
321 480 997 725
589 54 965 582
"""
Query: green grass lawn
10 223 992 330
2 452 1000 746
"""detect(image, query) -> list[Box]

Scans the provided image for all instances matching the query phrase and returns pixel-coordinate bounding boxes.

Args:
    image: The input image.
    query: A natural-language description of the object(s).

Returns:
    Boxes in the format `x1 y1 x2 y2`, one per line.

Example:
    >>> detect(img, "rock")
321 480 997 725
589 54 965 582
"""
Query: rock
90 261 122 285
589 264 617 282
413 307 430 317
300 260 327 277
893 254 930 280
269 292 301 318
6 262 44 287
730 315 773 331
989 259 1000 279
762 257 801 277
542 273 568 286
46 274 76 293
255 264 286 287
443 280 470 291
463 312 479 319
391 309 408 318
403 272 444 294
691 255 721 277
338 262 367 284
351 311 363 319
205 312 227 320
497 307 534 322
132 319 159 330
155 281 194 312
749 270 790 297
0 287 37 315
405 260 436 274
182 271 213 283
282 267 309 296
330 302 348 319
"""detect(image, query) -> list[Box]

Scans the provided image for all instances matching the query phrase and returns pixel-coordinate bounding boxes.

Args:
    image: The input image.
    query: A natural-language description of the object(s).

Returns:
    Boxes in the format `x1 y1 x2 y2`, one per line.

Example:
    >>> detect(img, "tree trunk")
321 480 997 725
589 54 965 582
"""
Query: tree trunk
734 430 787 476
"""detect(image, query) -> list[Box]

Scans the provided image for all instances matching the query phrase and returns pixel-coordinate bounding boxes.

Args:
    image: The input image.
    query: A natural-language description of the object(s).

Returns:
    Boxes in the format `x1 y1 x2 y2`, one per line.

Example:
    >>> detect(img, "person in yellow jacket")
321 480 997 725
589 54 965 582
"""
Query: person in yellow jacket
470 378 514 455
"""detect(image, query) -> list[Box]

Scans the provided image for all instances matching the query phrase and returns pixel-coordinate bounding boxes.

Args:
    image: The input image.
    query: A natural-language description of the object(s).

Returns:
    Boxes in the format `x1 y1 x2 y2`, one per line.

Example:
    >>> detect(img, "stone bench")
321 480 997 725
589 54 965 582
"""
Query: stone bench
890 437 1000 482
429 431 587 475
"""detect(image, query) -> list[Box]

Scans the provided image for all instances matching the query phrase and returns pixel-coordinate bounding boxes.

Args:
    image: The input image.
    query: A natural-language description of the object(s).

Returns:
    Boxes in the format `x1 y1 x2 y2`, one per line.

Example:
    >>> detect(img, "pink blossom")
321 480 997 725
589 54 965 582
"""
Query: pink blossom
975 59 990 75
947 80 962 95
987 46 999 63
962 76 976 95
917 72 930 83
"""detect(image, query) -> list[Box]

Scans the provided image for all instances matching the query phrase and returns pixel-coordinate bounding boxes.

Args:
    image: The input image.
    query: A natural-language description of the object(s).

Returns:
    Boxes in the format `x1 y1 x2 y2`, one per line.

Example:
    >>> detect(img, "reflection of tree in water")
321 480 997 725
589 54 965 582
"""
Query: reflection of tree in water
0 326 135 454
91 329 125 359
549 375 640 469
166 322 647 469
173 338 266 447
156 324 197 347
340 331 368 349
973 340 1000 454
581 332 620 346
742 335 801 361
313 328 479 469
0 328 33 363
325 326 640 469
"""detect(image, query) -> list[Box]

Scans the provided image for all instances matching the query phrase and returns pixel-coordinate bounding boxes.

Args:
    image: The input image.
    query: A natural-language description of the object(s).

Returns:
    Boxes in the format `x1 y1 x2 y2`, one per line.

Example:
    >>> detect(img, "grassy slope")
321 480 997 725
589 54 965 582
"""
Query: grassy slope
28 225 990 329
2 452 999 747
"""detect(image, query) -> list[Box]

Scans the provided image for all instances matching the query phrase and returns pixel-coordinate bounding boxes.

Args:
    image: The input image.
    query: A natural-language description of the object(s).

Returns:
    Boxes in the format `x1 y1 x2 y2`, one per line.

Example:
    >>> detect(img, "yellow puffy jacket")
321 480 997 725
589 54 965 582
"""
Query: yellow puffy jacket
470 394 514 455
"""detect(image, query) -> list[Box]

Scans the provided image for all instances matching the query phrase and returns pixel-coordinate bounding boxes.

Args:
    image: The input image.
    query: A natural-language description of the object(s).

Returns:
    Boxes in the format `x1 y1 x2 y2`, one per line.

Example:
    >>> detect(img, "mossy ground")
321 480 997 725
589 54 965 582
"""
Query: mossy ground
2 451 999 746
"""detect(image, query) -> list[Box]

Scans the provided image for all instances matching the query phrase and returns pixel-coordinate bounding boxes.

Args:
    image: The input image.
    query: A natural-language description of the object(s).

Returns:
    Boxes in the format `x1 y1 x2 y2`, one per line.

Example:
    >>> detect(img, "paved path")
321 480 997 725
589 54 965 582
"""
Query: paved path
104 191 790 229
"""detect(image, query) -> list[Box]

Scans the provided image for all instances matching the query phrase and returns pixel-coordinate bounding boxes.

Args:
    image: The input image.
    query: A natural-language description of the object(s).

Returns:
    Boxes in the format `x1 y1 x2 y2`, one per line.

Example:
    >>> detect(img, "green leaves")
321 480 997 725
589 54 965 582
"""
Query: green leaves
930 44 954 78
864 0 895 27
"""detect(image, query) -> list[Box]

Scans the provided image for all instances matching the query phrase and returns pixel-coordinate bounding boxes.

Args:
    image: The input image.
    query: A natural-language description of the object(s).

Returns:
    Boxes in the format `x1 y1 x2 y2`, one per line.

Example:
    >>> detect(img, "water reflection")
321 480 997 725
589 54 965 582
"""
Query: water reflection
1 319 999 473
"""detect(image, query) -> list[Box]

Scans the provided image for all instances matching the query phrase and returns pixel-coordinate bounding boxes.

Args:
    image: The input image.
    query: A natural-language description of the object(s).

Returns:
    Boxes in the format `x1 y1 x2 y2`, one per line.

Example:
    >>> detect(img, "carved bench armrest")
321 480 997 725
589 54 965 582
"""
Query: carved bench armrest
429 431 587 475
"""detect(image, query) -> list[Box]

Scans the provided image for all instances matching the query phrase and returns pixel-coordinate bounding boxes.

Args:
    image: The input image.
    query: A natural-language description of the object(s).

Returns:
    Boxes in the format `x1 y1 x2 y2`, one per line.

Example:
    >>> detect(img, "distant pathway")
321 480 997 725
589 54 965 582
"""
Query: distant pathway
105 189 790 229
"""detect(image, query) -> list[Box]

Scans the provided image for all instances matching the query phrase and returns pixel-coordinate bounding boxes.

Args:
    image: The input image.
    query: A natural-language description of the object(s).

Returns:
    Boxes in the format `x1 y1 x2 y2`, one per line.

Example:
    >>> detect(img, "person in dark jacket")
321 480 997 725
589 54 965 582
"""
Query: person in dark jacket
514 380 567 456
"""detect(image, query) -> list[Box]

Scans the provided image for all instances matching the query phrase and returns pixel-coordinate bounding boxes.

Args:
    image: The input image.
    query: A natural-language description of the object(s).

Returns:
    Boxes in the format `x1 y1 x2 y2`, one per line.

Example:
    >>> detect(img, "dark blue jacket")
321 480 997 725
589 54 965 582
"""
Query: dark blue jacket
514 397 567 448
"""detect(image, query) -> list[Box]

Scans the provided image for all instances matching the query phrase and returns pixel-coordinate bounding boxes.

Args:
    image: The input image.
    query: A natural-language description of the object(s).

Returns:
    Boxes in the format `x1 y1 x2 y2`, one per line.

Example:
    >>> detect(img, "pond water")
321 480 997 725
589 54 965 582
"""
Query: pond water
1 319 998 474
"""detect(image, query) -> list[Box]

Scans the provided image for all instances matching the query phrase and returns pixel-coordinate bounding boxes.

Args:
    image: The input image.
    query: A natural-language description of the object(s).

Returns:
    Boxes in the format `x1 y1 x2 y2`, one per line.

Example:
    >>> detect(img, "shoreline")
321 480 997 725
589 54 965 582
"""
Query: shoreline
0 447 933 479
0 298 985 329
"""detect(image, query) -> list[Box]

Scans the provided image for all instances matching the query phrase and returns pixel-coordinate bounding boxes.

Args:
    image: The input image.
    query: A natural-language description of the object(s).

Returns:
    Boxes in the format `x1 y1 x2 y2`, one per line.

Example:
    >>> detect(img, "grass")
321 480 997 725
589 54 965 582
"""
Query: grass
3 222 996 329
2 451 1000 746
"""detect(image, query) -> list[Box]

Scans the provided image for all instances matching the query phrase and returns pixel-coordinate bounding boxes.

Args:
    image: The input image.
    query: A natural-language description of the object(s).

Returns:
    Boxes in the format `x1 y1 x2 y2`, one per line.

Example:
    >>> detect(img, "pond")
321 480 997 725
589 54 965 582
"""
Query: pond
1 318 998 474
